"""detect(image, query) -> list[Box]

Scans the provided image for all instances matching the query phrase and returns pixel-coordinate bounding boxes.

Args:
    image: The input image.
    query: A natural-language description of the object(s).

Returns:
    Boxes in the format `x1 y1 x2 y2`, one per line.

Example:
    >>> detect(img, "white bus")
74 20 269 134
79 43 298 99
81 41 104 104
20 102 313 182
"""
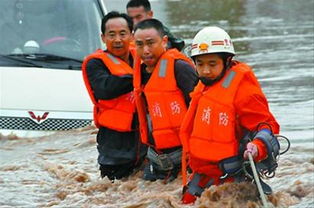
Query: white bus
0 0 108 137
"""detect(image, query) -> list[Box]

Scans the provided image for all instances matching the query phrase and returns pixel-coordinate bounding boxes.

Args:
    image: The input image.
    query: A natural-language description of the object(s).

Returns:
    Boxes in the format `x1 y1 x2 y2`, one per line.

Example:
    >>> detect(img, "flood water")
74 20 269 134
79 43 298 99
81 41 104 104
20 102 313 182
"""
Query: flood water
1 0 313 207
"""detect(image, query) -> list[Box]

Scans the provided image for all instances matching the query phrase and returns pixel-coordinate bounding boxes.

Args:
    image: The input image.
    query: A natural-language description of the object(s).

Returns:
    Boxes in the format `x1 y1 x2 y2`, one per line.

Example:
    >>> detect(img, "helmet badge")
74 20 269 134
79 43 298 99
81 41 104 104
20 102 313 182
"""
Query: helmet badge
198 43 209 53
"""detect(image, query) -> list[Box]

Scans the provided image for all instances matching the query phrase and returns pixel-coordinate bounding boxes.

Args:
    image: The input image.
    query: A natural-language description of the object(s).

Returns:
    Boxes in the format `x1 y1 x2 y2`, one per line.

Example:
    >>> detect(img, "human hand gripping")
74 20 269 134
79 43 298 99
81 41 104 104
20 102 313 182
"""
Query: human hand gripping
243 142 258 160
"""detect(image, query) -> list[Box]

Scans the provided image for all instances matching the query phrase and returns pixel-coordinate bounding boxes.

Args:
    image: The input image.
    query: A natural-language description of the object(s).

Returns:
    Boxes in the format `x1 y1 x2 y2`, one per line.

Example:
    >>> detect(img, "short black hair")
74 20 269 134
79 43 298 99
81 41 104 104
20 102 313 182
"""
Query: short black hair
126 0 151 11
101 11 133 34
134 18 165 37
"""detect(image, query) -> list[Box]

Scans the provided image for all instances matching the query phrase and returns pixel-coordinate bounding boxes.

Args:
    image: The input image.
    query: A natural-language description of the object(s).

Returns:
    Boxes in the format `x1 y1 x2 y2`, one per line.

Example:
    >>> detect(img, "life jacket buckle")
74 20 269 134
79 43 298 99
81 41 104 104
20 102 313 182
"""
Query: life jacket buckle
218 155 243 176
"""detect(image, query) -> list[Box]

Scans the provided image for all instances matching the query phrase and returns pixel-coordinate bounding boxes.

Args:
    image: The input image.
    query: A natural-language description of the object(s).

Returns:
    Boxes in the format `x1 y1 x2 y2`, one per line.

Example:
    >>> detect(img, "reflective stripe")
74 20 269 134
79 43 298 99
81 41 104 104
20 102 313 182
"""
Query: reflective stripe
106 53 120 64
222 70 236 88
158 59 167 77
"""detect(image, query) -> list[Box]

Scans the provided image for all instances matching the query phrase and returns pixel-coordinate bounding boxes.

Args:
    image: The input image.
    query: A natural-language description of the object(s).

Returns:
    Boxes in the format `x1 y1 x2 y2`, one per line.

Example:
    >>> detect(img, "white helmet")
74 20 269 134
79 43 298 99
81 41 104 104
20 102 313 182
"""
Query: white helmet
191 26 235 57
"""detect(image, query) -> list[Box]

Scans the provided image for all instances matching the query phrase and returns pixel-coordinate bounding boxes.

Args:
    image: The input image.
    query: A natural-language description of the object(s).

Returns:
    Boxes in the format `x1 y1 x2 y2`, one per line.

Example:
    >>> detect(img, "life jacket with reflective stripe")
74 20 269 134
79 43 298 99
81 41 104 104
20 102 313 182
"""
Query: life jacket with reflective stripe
134 49 194 150
181 62 254 162
82 49 136 131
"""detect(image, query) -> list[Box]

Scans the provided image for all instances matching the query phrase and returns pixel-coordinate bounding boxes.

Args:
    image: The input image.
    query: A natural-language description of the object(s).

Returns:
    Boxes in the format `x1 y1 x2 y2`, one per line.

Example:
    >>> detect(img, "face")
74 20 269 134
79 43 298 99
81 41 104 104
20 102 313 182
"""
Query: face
101 17 132 59
127 6 153 26
194 53 224 79
134 28 168 70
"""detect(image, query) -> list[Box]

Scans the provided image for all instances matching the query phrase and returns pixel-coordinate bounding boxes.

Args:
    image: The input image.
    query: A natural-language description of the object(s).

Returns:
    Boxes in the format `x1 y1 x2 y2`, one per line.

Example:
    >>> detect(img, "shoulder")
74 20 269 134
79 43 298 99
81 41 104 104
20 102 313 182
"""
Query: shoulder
174 60 198 84
84 49 105 60
84 50 105 66
174 59 195 73
86 58 105 68
231 61 252 72
174 59 192 67
235 72 266 106
230 61 259 83
86 58 109 73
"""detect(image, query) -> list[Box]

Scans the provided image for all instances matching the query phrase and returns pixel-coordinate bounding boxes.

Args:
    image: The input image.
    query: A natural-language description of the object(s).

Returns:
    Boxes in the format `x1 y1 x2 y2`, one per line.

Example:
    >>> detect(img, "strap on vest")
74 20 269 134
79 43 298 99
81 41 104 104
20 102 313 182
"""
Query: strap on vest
147 147 181 171
218 155 243 178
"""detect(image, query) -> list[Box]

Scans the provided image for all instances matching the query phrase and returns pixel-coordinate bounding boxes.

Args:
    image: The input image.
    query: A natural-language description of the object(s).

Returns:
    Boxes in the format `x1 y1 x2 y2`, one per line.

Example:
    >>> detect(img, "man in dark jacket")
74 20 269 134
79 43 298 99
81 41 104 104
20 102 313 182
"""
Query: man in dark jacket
126 0 185 51
82 11 146 181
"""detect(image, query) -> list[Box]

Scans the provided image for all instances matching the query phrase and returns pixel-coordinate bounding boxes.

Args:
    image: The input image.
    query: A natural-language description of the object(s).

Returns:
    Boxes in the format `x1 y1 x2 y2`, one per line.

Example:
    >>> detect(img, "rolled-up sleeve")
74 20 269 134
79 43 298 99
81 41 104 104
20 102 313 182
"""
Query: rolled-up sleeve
235 75 279 134
235 74 280 160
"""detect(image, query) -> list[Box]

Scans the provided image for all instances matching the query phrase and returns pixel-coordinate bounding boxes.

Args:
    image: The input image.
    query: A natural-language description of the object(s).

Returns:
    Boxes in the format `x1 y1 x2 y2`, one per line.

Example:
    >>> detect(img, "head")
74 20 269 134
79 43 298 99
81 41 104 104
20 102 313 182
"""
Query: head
101 11 133 60
126 0 153 27
134 18 168 71
191 26 235 85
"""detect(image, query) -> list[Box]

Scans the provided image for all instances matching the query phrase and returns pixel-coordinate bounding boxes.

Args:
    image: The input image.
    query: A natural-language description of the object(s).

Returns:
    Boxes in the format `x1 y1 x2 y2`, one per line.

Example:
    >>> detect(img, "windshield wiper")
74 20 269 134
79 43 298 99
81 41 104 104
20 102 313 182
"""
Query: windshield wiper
8 53 82 63
33 53 83 69
35 53 82 63
5 53 82 70
0 54 43 67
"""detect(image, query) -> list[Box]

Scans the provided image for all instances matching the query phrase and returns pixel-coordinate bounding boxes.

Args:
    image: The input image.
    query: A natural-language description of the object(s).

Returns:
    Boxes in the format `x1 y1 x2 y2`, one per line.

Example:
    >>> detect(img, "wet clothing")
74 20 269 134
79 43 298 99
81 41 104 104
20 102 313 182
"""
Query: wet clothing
82 50 146 180
180 61 280 203
135 49 195 150
82 50 136 131
141 59 197 106
134 49 198 149
134 49 198 181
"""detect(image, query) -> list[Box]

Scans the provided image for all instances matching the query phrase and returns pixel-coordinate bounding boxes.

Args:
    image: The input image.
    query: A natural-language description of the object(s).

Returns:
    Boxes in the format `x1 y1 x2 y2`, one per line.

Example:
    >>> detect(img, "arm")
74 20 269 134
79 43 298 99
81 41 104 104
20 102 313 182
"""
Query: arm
174 60 198 106
86 58 133 100
235 75 280 161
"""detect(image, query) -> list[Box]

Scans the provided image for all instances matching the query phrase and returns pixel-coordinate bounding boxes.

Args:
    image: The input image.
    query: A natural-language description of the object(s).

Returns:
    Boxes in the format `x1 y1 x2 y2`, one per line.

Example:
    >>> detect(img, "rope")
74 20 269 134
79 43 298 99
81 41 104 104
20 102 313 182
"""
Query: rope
248 153 273 208
275 134 291 155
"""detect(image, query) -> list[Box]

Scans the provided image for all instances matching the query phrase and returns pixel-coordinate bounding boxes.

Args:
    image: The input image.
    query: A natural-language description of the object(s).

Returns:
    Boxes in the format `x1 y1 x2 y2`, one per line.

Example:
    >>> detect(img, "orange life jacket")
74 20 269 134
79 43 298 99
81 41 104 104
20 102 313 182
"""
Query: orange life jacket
181 62 258 161
82 49 136 132
134 49 194 150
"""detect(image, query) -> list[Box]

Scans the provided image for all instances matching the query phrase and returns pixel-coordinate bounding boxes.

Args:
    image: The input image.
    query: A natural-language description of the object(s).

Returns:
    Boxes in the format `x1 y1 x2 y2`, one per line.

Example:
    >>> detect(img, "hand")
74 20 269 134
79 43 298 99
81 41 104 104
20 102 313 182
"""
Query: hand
243 142 258 160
